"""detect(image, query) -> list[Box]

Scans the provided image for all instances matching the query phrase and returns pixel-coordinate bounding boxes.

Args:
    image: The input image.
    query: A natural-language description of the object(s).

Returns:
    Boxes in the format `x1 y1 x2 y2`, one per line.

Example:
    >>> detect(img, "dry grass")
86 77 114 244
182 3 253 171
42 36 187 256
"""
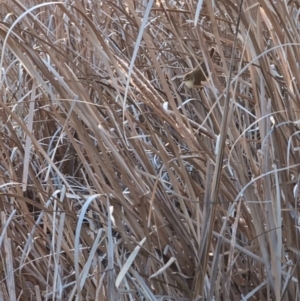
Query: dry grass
0 0 300 300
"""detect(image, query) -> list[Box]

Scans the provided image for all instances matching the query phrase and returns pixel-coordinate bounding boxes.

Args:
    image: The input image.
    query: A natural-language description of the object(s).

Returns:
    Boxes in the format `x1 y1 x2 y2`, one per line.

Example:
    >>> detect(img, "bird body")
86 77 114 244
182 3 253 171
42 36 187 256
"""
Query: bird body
183 47 215 88
183 68 208 88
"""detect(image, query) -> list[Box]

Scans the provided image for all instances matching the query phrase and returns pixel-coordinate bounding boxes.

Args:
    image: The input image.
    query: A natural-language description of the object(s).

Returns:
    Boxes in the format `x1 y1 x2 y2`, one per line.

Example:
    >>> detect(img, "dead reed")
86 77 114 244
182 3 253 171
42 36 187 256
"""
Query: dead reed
0 0 300 300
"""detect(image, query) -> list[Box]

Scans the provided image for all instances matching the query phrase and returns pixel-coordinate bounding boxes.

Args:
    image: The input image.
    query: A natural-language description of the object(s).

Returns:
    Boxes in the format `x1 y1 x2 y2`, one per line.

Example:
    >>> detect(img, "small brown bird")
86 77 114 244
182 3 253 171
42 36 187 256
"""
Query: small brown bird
183 47 215 88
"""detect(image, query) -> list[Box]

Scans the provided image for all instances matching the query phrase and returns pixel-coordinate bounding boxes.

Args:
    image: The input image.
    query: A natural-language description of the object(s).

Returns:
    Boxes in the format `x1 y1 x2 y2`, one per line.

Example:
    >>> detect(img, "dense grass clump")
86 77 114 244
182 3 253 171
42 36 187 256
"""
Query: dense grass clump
1 1 300 300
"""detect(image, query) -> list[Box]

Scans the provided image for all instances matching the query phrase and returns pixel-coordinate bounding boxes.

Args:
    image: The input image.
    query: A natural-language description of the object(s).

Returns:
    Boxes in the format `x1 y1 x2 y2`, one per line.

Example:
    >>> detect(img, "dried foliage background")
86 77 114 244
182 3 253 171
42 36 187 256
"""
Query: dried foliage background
1 0 300 300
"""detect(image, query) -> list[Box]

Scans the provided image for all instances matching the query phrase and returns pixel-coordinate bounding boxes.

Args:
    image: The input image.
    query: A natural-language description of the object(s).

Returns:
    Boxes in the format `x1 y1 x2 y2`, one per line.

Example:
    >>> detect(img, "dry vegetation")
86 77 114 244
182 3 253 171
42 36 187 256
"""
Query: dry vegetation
1 0 300 300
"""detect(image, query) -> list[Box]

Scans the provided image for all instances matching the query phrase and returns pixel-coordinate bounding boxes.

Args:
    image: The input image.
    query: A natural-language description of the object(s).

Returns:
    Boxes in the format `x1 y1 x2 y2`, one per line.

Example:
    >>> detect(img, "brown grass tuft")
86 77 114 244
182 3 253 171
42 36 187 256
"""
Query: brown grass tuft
0 0 300 300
